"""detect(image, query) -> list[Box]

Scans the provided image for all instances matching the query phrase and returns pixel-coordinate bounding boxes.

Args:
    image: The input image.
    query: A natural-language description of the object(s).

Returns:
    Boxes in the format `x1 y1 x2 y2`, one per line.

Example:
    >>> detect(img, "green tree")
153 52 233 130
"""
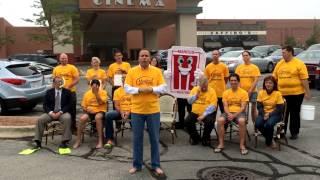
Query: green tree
23 0 82 49
284 36 297 47
306 23 320 47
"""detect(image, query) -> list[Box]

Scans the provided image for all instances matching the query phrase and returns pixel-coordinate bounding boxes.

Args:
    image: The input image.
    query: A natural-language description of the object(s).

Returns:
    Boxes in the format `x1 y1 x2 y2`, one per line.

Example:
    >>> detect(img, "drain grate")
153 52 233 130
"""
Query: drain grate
198 167 258 180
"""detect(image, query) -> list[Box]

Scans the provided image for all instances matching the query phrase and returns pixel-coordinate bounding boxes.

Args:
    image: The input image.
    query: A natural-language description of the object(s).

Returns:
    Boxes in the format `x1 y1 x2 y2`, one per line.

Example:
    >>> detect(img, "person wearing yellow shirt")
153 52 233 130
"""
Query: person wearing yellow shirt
205 50 229 113
53 53 80 131
255 76 284 148
124 49 167 176
185 76 217 146
107 50 131 101
73 80 107 149
104 73 131 149
273 46 310 140
86 57 107 89
235 50 261 130
215 74 249 155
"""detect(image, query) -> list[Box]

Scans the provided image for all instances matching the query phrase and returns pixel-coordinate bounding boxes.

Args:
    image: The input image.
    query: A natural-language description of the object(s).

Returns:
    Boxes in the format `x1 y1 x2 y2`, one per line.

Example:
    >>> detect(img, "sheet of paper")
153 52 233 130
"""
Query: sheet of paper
114 74 123 86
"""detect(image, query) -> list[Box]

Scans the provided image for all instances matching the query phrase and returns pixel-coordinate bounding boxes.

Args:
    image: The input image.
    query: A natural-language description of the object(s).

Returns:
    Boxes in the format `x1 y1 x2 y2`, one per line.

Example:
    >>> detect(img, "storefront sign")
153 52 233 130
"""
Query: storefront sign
197 31 267 36
92 0 164 7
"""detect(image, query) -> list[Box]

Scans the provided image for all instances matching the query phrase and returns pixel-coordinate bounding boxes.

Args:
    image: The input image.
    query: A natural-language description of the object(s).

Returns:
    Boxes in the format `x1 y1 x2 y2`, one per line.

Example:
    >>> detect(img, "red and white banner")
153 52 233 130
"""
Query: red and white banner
166 46 206 98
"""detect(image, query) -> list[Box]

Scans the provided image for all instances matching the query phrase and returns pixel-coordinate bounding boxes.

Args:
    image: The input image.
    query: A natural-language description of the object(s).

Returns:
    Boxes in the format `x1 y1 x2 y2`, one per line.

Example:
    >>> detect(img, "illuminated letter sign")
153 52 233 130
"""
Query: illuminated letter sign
93 0 103 5
139 0 151 6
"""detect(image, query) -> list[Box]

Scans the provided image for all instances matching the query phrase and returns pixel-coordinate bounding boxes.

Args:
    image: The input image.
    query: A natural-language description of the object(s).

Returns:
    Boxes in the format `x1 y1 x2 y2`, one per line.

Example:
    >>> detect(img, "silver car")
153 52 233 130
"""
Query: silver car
220 50 274 73
0 60 47 114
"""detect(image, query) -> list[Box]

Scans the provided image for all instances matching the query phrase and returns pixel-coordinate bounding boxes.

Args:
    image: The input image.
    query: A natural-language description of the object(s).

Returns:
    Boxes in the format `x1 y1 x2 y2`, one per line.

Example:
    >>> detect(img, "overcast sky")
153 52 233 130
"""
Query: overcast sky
1 0 320 26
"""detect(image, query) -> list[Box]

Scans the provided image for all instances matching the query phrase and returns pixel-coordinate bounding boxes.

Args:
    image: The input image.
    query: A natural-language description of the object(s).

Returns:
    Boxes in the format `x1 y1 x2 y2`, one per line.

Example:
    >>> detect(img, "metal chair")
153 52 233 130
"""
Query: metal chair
44 121 63 145
159 93 178 144
254 99 288 150
114 118 131 145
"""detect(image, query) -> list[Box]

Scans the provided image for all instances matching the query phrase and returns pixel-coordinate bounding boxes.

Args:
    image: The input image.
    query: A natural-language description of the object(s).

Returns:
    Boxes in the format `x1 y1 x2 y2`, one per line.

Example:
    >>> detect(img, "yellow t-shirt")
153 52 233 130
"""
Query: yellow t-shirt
86 68 107 82
189 86 217 115
235 63 261 92
272 57 309 96
81 89 108 113
113 87 131 112
257 90 284 113
107 62 131 79
125 65 165 114
222 88 249 113
53 64 79 92
205 62 229 97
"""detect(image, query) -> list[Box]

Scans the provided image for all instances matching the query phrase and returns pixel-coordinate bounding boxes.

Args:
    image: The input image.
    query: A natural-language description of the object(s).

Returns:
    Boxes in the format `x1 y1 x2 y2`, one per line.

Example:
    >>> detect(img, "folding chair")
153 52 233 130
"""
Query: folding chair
44 121 63 145
159 93 178 144
254 99 288 150
114 118 131 145
225 103 251 142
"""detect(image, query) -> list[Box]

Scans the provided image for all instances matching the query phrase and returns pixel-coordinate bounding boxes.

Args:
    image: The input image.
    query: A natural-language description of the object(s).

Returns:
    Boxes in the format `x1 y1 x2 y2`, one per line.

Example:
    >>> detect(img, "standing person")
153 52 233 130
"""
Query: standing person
204 50 229 113
235 51 260 129
255 76 284 148
53 53 80 131
107 50 131 100
85 57 107 89
185 76 217 146
273 46 310 140
124 49 167 176
215 74 249 155
73 80 107 149
32 76 72 150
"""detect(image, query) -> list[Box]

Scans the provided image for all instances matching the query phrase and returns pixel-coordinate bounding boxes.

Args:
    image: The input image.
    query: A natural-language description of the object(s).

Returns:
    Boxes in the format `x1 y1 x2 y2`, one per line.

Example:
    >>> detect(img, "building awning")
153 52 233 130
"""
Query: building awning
204 42 222 48
242 41 260 47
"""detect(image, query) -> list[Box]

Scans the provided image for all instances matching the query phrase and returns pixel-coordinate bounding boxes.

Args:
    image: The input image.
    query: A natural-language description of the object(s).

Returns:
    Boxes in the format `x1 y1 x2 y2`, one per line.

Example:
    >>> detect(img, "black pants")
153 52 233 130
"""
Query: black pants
283 94 304 136
217 98 224 114
111 86 120 110
70 92 77 130
185 112 216 142
177 98 191 128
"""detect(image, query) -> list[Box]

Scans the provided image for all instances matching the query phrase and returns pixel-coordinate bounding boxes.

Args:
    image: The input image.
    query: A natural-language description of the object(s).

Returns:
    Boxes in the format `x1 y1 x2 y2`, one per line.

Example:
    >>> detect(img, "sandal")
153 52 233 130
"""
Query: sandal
240 148 249 155
214 147 224 153
151 168 166 178
103 143 113 149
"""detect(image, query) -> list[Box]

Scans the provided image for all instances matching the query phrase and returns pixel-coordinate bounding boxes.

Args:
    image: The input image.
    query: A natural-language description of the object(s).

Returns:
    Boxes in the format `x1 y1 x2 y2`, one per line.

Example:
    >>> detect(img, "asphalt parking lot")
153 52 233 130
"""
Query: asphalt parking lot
0 66 320 180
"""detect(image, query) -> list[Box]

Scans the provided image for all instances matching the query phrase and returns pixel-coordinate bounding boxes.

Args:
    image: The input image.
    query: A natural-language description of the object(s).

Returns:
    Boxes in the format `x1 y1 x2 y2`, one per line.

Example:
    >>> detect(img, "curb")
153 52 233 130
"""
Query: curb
0 125 35 138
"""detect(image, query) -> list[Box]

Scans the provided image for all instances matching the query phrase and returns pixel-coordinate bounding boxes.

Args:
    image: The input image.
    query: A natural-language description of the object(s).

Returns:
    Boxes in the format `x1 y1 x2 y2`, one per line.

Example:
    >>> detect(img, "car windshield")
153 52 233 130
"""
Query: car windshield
6 64 40 76
271 49 282 56
221 51 242 58
297 51 320 62
43 57 57 63
252 46 269 53
308 44 320 50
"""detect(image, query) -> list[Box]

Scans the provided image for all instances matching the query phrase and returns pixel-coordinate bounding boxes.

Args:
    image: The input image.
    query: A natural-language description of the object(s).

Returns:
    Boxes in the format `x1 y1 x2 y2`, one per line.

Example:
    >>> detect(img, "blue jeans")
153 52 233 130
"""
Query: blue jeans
255 114 281 145
131 113 160 170
104 111 122 141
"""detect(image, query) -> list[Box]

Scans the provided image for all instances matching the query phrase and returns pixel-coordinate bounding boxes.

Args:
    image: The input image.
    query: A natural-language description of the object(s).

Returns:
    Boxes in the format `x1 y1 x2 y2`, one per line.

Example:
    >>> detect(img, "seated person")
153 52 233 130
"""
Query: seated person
215 73 249 155
255 76 284 148
73 79 107 149
104 74 131 148
33 76 72 150
185 76 217 146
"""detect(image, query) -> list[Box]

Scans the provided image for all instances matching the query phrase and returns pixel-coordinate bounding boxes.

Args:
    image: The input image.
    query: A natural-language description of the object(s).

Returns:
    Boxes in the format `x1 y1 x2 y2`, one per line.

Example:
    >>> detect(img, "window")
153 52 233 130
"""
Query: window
6 64 40 76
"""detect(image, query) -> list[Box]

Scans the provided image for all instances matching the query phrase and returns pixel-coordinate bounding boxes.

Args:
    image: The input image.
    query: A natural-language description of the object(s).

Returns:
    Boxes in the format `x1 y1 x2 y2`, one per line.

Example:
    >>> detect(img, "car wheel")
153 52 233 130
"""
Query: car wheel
0 99 9 115
20 102 37 112
267 63 274 73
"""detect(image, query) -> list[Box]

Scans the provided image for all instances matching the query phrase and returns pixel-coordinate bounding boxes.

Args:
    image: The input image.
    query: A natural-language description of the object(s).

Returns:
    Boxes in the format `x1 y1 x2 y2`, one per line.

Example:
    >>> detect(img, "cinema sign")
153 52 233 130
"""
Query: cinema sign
80 0 176 11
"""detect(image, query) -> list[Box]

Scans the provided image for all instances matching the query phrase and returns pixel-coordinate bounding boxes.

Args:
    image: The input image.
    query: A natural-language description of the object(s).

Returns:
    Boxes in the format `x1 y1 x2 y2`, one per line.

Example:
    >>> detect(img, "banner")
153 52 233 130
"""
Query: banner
166 46 206 98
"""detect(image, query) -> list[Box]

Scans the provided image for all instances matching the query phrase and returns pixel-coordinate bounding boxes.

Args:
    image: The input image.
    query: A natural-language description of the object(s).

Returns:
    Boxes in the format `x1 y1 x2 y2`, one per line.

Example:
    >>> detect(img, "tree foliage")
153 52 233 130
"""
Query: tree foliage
0 34 15 47
284 36 297 47
306 22 320 47
23 0 81 47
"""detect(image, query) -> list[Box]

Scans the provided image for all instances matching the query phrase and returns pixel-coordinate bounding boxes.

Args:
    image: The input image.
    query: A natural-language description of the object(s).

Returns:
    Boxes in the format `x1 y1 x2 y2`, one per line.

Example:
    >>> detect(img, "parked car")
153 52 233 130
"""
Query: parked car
265 48 304 64
154 50 168 70
8 54 58 67
28 62 53 89
307 43 320 51
251 45 281 57
296 50 320 89
219 50 274 73
219 47 244 55
0 60 47 114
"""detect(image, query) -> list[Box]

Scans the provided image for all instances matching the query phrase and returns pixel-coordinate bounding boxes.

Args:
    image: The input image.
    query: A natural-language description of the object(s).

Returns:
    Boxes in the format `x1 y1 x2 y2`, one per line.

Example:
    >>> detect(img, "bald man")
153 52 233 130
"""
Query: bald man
52 53 80 131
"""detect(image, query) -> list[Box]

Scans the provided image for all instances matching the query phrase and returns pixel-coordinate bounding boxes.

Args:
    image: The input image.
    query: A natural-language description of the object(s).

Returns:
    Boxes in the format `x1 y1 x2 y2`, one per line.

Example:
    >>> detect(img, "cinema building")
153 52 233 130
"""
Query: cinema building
0 0 319 62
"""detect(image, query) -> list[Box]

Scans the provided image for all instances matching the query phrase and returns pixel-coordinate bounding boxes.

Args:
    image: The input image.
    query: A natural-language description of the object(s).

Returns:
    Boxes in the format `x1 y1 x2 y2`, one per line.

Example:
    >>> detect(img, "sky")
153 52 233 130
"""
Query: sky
0 0 320 26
